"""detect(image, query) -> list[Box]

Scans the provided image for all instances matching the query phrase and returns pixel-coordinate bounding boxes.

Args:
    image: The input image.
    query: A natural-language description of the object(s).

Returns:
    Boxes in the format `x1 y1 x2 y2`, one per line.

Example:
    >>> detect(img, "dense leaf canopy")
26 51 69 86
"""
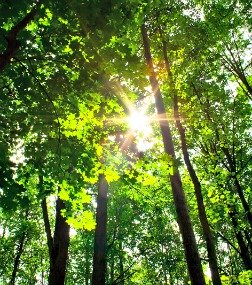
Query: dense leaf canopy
0 0 251 284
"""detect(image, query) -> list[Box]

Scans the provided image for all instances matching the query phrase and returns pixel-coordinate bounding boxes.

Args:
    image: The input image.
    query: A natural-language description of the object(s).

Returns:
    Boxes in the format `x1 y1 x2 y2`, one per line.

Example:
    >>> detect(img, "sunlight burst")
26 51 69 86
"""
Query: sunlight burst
127 110 151 134
127 108 153 151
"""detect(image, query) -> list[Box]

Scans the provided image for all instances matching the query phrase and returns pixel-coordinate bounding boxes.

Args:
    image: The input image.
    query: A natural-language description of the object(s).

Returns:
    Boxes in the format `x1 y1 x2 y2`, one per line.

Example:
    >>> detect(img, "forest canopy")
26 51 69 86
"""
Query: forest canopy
0 0 252 284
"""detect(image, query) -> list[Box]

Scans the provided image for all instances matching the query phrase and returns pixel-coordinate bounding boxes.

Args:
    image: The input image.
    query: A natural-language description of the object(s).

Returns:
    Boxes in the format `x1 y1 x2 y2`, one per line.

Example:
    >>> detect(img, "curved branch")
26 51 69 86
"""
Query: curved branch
0 1 42 71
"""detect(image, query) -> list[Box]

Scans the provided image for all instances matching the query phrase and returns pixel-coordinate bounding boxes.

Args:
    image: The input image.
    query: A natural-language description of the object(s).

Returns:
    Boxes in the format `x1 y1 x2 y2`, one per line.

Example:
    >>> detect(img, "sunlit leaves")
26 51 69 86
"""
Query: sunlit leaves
65 211 96 231
59 180 95 231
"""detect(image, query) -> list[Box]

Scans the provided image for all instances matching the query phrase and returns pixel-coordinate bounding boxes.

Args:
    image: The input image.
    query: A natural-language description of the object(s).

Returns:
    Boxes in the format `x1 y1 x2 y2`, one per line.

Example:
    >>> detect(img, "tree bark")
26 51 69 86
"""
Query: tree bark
161 40 222 285
9 231 26 285
195 87 252 231
221 147 252 230
92 174 108 285
48 197 70 285
118 241 124 285
41 197 53 259
141 24 206 285
229 206 252 270
40 174 70 285
0 1 41 71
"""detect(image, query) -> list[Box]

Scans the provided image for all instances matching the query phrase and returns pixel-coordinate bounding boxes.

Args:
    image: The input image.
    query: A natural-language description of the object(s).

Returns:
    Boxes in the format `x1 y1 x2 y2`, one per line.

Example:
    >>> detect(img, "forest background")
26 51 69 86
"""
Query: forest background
0 0 252 284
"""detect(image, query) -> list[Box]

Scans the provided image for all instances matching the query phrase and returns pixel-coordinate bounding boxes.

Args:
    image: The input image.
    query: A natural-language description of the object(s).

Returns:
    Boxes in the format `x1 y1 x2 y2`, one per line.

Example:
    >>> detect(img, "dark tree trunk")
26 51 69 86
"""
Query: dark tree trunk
110 254 115 284
9 210 29 285
9 232 26 285
92 174 108 285
48 198 70 285
118 241 124 285
141 24 206 285
41 197 53 259
161 40 222 285
229 206 252 270
221 147 252 230
0 1 41 71
40 174 70 285
233 177 252 229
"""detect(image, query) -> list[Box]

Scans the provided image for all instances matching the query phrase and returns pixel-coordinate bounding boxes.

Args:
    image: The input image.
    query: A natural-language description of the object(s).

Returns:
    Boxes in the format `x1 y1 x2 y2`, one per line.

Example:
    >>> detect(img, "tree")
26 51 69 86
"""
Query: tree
1 1 252 284
141 24 206 285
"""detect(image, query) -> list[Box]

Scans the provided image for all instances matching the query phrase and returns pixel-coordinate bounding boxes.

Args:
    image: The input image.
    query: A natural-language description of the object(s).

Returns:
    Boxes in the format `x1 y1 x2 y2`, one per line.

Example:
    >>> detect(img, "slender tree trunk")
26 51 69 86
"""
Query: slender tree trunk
110 254 115 284
9 209 29 285
41 197 53 260
233 177 252 229
229 206 252 270
9 232 26 285
141 24 206 285
194 91 252 231
92 174 108 285
0 1 41 71
161 40 222 285
118 241 124 285
221 147 252 229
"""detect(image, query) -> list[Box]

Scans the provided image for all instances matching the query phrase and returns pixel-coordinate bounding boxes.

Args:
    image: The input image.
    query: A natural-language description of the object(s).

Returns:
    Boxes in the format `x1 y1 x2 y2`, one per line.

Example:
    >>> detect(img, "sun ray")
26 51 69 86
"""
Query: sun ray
105 81 180 152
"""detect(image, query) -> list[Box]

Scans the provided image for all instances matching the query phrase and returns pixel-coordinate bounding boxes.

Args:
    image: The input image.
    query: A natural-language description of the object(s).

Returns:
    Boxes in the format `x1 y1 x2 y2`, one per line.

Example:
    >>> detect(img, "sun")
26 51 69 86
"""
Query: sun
127 108 153 151
106 88 155 151
127 110 150 133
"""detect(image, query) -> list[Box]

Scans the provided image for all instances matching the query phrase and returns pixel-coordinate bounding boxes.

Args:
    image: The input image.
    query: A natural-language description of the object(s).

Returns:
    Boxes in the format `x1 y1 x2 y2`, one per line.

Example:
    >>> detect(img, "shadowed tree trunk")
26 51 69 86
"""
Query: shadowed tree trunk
193 87 252 232
48 197 70 285
221 147 252 230
161 39 222 285
92 174 108 285
228 205 252 270
40 176 70 285
10 232 26 285
141 24 206 285
118 241 124 285
9 210 29 285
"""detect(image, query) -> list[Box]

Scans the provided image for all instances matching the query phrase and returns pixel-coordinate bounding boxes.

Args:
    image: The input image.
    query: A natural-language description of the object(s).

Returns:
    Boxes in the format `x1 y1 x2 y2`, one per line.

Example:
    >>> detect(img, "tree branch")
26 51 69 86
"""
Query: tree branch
0 1 42 71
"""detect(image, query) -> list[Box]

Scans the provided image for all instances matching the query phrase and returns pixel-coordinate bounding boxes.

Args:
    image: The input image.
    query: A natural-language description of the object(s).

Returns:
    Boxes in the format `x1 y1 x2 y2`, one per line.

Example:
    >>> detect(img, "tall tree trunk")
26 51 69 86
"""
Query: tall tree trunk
162 40 222 285
40 175 70 285
221 147 252 230
110 254 115 285
41 197 53 260
141 24 206 285
92 174 108 285
118 241 124 285
229 206 252 270
48 197 70 285
10 231 27 285
194 89 252 231
9 209 29 285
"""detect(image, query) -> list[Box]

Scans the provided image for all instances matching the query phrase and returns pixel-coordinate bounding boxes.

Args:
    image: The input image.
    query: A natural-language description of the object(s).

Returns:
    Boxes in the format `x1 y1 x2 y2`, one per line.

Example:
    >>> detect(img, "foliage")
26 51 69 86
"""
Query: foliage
0 0 251 284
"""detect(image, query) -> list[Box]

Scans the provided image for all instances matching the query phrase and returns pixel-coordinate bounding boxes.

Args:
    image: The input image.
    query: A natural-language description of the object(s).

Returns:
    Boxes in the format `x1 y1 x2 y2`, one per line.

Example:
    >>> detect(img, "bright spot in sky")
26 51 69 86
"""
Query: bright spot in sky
128 111 150 133
127 109 153 151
